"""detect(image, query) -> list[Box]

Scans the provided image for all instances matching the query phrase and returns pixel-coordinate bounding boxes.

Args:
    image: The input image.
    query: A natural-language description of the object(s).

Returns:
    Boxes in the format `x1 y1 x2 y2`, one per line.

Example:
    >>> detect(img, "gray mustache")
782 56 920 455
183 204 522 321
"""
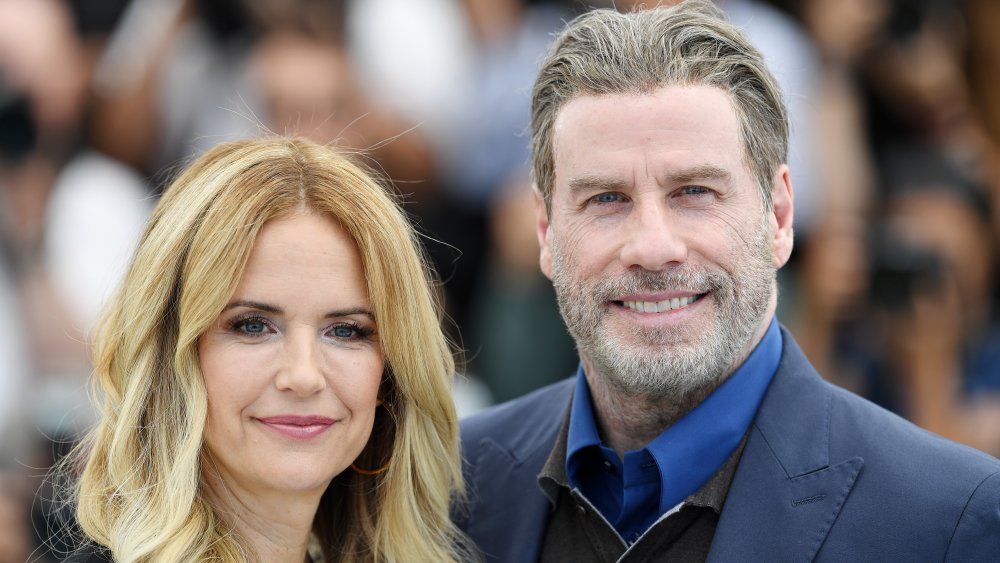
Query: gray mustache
592 268 727 300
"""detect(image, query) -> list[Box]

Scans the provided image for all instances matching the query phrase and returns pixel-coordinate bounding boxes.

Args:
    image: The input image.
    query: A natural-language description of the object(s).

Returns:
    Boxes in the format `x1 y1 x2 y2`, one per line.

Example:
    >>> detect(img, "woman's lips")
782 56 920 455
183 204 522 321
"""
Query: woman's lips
256 415 335 440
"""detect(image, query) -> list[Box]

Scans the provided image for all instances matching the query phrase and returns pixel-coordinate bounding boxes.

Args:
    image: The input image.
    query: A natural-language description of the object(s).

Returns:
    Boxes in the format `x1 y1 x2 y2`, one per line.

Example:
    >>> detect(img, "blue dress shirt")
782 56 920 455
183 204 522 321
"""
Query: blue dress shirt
566 318 783 542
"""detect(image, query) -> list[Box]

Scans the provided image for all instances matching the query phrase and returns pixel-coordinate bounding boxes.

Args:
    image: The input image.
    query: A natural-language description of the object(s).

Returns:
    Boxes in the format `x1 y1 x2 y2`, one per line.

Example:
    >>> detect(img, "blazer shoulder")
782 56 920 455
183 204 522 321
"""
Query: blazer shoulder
828 381 1000 477
456 380 572 561
734 330 1000 560
461 378 573 463
823 379 1000 542
945 469 1000 562
775 328 1000 482
836 390 1000 560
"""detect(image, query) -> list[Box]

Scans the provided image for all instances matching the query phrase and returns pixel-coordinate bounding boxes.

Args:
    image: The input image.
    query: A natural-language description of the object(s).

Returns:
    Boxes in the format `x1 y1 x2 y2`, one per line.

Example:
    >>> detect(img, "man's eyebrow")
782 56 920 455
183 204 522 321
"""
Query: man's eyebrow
567 175 628 193
565 165 731 193
667 164 732 184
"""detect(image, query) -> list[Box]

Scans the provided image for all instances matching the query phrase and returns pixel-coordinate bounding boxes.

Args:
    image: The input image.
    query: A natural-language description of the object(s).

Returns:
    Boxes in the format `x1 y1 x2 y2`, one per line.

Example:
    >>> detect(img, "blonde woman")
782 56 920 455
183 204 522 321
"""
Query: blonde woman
62 138 469 562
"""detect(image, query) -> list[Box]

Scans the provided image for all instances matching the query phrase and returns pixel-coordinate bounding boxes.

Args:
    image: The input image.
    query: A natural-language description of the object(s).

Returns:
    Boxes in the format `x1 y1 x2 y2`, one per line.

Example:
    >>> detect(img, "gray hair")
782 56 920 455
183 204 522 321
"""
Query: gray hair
530 0 788 211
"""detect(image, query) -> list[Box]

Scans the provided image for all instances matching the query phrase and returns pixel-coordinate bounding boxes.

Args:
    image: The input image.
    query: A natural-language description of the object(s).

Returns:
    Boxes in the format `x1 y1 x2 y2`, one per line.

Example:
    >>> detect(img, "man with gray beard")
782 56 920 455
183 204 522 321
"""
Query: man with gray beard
455 1 1000 562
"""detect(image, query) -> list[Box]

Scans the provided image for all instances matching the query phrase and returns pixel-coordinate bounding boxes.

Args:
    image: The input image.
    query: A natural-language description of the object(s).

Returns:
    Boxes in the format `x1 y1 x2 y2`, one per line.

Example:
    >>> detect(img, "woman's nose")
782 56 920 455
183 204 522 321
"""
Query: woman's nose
275 331 326 396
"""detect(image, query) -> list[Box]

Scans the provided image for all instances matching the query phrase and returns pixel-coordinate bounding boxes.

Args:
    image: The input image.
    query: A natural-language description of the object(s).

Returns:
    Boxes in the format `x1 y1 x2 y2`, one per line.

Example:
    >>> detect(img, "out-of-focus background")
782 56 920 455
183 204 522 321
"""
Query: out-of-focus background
1 0 999 559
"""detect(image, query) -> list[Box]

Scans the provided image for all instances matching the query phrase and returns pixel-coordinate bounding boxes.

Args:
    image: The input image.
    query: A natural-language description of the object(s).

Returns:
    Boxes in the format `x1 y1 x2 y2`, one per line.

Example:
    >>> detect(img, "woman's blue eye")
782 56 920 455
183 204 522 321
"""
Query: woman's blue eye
329 323 375 341
235 318 269 334
333 325 357 338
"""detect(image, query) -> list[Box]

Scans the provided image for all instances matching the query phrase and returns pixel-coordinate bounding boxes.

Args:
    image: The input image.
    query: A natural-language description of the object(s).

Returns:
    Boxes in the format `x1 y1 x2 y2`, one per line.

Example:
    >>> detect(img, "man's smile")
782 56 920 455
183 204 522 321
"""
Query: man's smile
618 293 706 313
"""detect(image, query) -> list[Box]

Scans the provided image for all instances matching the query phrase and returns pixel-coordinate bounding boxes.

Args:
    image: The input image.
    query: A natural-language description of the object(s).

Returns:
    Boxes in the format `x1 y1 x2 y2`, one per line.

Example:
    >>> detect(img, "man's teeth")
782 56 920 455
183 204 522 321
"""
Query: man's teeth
622 295 700 313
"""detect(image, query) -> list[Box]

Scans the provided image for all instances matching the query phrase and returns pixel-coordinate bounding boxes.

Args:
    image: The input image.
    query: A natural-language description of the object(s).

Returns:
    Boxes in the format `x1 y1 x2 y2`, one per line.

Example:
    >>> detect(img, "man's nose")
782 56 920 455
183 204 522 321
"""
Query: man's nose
619 200 688 271
275 331 327 396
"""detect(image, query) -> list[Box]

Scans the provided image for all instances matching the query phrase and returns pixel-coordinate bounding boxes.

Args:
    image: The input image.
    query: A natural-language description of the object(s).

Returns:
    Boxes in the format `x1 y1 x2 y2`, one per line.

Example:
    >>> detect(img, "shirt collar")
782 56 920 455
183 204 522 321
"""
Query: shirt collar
566 317 783 515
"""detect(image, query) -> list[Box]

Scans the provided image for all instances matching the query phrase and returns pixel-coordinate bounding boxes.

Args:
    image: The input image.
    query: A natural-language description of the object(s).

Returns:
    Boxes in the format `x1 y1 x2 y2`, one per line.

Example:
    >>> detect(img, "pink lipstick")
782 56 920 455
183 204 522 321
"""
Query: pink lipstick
256 415 335 440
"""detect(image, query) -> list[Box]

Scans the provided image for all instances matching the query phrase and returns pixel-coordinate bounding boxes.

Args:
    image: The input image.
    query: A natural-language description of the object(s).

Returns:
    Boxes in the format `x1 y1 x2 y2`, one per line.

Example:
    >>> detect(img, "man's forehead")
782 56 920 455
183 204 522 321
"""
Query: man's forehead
550 86 745 188
552 85 737 131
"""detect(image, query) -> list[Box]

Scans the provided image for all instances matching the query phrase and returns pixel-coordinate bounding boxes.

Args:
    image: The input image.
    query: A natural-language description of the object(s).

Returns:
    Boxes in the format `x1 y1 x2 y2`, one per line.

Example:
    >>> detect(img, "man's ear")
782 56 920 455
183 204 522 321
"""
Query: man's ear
534 187 553 280
771 165 794 268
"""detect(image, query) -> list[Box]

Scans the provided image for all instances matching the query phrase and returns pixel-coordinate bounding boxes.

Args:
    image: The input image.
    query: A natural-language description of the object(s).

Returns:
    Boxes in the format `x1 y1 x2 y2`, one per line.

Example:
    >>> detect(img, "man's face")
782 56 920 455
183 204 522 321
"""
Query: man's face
537 85 794 399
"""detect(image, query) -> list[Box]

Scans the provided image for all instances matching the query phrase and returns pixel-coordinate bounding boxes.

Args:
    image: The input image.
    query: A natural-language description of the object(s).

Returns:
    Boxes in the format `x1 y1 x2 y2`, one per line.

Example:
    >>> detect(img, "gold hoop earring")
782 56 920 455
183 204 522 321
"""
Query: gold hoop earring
351 461 389 476
352 400 389 475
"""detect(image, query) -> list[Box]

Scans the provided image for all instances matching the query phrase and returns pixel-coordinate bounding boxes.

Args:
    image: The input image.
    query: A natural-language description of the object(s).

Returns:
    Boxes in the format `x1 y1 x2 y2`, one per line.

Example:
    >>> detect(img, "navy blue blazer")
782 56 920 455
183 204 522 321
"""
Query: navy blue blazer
457 328 1000 562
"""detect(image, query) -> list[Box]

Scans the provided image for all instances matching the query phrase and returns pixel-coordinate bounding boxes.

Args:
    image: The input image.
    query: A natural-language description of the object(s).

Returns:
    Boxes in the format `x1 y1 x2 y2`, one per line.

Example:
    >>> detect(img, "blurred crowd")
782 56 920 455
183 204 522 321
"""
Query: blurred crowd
1 0 1000 560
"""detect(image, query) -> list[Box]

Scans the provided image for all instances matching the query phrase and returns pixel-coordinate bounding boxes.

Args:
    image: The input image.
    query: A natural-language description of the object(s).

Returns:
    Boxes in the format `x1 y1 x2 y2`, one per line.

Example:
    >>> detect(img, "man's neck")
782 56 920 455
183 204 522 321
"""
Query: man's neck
583 362 723 458
583 312 776 458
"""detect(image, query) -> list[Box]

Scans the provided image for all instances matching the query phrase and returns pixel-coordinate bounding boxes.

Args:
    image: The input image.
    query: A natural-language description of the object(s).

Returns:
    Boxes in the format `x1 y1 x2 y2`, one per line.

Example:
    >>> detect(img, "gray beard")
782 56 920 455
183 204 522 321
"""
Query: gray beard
550 222 775 402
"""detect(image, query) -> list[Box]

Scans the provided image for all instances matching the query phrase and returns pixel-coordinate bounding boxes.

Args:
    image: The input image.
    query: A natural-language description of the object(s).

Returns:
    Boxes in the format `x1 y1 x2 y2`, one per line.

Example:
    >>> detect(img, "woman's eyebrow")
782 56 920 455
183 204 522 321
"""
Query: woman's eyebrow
224 300 374 320
223 300 282 314
323 308 374 320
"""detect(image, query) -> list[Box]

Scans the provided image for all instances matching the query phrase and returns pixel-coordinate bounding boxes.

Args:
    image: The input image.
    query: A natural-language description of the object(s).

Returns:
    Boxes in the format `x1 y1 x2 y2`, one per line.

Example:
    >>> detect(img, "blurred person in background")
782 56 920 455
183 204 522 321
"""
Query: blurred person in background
0 56 34 475
249 13 436 202
860 147 1000 457
347 0 584 406
0 0 92 382
778 0 886 390
0 0 150 559
0 198 31 562
451 0 579 403
779 0 1000 456
87 0 260 178
59 137 469 562
766 0 990 191
0 84 32 562
966 0 1000 206
0 0 148 425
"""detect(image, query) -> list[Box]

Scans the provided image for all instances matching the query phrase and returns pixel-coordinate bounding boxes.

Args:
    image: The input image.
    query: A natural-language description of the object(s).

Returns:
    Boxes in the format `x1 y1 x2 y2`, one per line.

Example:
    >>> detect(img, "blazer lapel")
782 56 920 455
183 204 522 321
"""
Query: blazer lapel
708 329 864 563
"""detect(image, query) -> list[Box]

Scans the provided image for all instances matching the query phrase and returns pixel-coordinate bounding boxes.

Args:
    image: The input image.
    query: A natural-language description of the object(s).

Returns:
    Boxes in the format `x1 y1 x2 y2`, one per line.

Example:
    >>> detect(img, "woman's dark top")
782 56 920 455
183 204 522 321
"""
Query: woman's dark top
62 545 112 562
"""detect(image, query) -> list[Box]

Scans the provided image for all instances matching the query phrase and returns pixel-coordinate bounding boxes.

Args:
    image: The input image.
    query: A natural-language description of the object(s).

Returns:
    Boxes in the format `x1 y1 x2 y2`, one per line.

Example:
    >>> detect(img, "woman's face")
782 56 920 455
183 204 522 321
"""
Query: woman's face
198 212 383 499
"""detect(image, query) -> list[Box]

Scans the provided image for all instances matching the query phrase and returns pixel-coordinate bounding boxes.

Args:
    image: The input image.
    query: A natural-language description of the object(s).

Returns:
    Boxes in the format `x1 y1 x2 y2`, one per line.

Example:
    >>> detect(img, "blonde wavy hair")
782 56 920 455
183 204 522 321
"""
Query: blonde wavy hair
65 137 468 562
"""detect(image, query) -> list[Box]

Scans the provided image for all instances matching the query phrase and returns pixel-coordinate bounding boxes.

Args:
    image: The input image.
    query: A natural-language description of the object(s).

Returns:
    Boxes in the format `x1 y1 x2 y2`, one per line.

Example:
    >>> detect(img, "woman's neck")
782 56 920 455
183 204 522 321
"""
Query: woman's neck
203 469 325 563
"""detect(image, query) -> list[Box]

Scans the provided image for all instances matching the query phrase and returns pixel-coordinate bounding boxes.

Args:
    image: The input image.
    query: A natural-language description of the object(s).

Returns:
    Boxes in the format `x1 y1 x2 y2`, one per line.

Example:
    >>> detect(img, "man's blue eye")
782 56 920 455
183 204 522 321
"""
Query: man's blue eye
594 192 622 203
681 186 709 195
